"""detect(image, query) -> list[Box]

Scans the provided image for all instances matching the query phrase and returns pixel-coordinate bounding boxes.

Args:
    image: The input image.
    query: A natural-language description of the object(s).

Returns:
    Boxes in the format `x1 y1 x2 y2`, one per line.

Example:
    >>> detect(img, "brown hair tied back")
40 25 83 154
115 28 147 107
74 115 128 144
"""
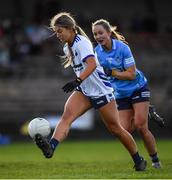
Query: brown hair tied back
92 19 128 44
50 12 91 68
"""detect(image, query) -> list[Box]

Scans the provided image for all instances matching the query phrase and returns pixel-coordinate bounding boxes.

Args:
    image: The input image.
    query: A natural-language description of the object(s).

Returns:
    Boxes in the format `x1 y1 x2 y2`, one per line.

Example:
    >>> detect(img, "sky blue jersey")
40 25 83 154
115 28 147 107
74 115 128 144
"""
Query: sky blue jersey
95 39 147 99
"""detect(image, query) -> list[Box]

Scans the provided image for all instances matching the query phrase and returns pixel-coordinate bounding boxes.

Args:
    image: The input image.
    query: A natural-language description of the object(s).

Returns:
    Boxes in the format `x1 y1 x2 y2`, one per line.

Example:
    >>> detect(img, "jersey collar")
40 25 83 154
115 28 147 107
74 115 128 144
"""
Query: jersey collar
69 34 78 47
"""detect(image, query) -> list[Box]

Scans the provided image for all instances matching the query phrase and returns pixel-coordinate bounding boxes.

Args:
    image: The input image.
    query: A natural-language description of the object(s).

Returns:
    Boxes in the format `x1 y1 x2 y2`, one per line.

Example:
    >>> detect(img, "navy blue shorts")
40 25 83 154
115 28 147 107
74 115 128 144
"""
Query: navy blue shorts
88 93 115 109
76 88 115 109
116 85 150 110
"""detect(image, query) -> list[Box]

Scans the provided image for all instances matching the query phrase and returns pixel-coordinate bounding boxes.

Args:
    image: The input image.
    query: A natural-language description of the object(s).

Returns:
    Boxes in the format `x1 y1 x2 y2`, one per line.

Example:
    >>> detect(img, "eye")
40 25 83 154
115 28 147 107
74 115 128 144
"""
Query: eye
57 29 62 33
98 31 103 35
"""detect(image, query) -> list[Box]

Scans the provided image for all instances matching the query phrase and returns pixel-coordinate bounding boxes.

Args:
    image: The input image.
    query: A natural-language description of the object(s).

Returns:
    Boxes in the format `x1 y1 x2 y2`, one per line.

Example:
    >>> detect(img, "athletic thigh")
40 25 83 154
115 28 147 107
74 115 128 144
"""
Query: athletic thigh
133 101 150 128
62 91 92 124
98 100 121 129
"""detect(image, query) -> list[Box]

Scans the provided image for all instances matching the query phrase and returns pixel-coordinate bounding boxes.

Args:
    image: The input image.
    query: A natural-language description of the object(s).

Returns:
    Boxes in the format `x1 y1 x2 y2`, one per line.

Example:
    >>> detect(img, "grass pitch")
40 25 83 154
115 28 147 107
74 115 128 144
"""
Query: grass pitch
0 139 171 179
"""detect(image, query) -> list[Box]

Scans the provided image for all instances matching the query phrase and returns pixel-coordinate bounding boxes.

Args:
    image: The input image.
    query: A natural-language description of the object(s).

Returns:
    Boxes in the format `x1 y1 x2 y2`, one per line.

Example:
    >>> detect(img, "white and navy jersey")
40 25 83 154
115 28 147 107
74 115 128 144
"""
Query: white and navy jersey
63 34 113 97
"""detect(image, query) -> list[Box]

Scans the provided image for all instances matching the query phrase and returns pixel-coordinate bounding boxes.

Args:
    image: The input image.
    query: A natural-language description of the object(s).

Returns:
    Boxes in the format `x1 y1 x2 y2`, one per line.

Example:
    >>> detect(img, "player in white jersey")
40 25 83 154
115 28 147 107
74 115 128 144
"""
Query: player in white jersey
63 35 113 97
34 12 146 171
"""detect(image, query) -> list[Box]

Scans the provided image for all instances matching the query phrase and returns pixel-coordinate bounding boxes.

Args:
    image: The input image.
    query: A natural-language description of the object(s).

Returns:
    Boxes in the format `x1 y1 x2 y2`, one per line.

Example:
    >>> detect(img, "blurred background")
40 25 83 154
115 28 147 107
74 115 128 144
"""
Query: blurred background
0 0 172 144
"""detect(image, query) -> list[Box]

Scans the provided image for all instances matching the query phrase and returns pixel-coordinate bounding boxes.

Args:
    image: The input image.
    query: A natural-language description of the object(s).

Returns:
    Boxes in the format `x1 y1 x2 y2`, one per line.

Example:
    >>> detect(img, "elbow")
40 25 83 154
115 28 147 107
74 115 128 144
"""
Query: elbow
94 64 97 71
87 57 97 71
92 61 97 71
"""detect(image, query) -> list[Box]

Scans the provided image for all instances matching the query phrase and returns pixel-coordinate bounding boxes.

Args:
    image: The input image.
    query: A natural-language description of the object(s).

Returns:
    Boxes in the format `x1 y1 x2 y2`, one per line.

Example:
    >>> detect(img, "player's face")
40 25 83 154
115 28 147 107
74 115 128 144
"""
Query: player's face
92 25 111 46
54 26 73 43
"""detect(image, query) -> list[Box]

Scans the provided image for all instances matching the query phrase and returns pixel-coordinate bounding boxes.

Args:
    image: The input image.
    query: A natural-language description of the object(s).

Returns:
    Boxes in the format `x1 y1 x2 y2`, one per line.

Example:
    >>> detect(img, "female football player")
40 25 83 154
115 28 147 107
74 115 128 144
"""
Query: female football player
92 19 161 168
34 12 146 171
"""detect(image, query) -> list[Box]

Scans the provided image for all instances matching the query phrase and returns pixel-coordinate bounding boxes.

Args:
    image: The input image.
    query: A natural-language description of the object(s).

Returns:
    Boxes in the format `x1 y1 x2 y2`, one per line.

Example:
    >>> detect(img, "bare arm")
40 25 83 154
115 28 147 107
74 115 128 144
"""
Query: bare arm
79 57 97 81
112 65 136 80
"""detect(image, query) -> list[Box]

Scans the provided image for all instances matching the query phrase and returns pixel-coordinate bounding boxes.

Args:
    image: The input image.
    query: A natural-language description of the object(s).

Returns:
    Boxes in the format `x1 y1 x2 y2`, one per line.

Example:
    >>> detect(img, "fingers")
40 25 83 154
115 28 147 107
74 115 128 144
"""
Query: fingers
62 79 81 93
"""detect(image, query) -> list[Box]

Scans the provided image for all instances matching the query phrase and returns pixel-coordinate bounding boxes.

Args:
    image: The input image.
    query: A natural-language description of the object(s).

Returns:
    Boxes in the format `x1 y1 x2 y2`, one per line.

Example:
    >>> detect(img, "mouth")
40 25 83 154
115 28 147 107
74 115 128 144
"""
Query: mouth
97 39 104 44
58 36 64 42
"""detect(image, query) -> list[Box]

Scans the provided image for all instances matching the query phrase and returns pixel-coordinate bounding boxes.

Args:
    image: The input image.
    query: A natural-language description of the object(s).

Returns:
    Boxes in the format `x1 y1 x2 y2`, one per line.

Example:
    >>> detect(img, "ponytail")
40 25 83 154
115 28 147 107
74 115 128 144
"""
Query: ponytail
111 26 128 44
75 25 90 40
62 44 73 68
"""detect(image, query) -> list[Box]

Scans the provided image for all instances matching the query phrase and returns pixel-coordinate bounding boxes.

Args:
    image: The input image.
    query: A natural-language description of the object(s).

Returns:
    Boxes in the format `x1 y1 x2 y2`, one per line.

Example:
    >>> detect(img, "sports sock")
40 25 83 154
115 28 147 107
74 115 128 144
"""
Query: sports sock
50 138 59 151
150 152 159 162
132 152 142 164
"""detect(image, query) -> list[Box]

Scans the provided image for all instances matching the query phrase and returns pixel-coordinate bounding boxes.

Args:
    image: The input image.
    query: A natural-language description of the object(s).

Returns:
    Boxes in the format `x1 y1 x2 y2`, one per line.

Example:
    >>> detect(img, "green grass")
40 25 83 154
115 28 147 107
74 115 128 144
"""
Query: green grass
0 139 171 179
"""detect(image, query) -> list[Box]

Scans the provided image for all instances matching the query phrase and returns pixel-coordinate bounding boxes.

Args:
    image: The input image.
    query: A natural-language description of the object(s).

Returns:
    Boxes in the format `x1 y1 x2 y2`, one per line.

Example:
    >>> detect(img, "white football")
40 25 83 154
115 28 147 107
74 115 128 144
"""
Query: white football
28 117 51 138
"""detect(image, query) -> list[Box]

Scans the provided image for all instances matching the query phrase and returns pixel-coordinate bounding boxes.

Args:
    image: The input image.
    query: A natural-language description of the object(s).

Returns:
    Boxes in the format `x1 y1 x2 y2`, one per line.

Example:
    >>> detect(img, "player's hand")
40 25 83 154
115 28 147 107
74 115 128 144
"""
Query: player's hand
62 78 82 93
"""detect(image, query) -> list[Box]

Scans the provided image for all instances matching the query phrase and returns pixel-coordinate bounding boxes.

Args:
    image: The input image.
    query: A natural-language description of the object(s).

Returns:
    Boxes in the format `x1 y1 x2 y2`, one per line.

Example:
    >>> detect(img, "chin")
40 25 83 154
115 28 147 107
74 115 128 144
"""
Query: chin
100 42 106 46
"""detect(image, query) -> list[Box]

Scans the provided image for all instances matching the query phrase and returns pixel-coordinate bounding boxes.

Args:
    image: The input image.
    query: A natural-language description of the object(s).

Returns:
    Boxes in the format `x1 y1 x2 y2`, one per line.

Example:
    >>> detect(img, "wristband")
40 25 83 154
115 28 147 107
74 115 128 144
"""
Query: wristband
76 77 83 83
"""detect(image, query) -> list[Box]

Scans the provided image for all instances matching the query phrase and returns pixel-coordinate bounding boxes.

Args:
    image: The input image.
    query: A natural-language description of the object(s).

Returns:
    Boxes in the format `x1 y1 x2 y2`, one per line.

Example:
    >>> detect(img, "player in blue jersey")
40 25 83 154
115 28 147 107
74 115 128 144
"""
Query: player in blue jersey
92 19 161 169
34 12 147 171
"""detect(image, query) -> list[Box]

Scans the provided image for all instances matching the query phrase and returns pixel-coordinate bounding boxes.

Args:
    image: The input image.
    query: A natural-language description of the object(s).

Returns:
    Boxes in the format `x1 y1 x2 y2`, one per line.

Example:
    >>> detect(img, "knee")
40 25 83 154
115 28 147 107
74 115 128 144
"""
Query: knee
134 121 148 134
134 122 143 130
123 125 133 133
120 123 130 133
108 123 124 136
126 127 133 134
134 115 147 130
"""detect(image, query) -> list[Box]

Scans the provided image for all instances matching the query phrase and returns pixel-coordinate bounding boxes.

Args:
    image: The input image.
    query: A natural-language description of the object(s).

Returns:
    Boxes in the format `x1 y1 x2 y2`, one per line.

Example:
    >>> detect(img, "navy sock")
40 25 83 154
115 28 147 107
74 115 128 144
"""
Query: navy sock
50 138 59 151
150 152 159 163
132 152 142 164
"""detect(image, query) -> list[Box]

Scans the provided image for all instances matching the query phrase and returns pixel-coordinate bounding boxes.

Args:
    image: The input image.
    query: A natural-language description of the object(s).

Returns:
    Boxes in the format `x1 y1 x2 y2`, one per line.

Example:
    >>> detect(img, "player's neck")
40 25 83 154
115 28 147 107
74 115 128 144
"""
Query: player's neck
68 33 77 46
102 40 112 51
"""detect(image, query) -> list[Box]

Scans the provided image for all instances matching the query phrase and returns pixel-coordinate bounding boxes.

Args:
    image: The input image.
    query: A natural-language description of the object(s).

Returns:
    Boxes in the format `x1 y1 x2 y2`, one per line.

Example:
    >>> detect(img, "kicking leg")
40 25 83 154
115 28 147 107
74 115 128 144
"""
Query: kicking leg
35 91 91 158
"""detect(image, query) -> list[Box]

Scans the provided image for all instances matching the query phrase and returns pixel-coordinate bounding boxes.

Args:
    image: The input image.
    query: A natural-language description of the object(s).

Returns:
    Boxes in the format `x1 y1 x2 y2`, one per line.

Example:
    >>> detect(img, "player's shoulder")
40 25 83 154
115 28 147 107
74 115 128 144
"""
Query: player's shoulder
114 39 130 52
74 34 84 44
114 39 127 47
74 34 91 46
74 34 82 43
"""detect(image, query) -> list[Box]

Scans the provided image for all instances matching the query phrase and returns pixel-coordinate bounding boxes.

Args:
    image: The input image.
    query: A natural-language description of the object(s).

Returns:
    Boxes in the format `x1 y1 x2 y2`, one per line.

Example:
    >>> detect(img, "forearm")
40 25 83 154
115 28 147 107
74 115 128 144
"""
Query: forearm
112 69 136 80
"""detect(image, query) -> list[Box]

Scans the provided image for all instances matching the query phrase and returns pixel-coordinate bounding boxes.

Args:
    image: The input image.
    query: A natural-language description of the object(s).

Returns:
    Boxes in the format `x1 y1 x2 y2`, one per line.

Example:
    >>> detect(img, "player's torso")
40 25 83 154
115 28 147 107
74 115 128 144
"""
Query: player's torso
95 40 147 98
70 35 113 97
